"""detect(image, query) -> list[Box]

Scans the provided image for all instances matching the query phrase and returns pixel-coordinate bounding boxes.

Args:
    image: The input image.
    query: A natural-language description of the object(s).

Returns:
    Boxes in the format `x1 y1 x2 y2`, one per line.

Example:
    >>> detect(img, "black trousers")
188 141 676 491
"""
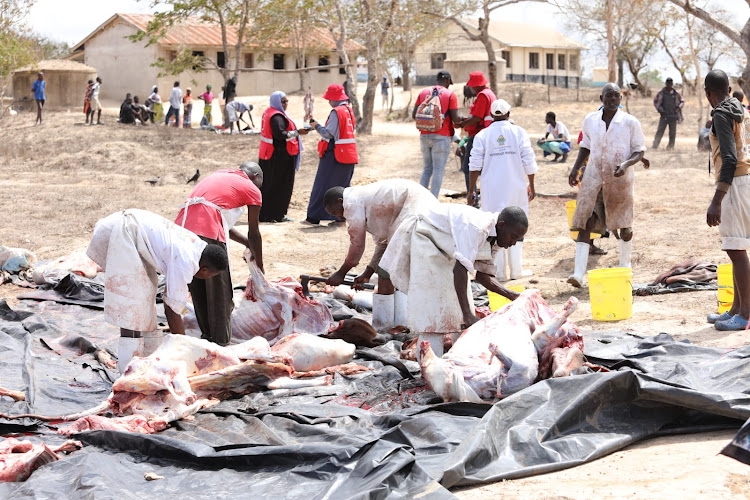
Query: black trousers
188 237 233 345
653 116 677 150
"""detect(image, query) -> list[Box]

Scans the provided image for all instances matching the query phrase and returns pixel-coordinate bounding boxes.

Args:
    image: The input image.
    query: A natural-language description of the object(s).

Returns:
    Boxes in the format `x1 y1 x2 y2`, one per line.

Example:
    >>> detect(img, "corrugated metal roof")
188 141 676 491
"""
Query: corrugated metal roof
72 13 363 52
459 19 586 50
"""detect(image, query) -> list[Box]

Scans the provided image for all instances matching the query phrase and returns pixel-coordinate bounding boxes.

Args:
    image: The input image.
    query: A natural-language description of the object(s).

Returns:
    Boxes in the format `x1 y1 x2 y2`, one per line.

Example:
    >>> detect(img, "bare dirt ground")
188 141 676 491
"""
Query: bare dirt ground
1 82 748 497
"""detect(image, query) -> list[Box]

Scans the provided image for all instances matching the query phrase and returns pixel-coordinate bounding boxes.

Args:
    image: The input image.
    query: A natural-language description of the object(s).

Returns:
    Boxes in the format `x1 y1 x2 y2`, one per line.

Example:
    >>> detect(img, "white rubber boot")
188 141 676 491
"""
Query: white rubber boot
493 247 509 282
140 330 165 357
567 242 590 288
509 242 533 279
619 239 632 268
393 291 408 327
372 293 395 332
118 336 141 374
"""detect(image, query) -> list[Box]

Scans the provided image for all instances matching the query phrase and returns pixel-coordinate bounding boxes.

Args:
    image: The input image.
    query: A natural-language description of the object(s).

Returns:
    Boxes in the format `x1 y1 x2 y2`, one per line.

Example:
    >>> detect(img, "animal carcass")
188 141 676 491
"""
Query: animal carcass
420 290 584 402
231 260 337 343
55 333 364 434
0 438 80 483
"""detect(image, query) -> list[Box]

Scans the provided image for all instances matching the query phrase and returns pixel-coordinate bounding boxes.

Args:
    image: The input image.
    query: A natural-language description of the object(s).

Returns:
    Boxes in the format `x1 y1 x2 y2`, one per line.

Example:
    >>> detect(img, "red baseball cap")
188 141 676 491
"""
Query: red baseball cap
467 71 488 87
323 84 348 101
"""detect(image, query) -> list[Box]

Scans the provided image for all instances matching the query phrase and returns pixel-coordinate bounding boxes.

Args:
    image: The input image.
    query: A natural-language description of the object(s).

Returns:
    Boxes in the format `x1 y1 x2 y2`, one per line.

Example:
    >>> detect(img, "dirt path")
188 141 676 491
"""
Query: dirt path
0 83 748 496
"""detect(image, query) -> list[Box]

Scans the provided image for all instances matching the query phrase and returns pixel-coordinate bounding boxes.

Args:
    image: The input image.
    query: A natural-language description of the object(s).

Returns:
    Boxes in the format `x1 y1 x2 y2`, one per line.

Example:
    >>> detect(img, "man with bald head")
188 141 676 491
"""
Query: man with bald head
704 70 750 330
175 162 264 344
567 83 646 287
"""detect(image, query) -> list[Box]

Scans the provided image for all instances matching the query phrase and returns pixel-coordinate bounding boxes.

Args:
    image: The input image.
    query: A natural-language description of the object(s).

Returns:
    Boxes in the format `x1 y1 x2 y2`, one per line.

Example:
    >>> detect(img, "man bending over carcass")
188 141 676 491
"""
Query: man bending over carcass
86 209 228 373
378 204 528 341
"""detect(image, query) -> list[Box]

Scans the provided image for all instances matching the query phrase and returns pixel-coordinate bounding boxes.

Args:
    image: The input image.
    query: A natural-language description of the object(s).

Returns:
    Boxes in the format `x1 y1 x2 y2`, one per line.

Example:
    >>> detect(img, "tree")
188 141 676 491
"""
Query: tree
386 0 443 91
0 0 37 115
666 0 750 98
352 0 398 134
438 0 547 96
565 0 661 93
328 0 362 125
133 0 274 94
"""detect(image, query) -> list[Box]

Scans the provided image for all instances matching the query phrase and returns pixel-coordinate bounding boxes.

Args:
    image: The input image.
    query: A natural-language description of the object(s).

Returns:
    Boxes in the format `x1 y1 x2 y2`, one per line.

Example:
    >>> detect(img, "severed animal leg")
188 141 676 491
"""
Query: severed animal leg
550 347 589 377
0 387 26 402
420 341 482 403
0 400 110 422
531 296 578 354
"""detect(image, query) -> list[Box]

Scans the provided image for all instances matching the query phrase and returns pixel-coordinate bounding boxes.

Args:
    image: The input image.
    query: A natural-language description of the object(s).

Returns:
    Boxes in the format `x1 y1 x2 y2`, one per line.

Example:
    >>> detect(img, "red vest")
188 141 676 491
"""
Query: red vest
478 87 497 131
317 103 358 164
259 108 299 159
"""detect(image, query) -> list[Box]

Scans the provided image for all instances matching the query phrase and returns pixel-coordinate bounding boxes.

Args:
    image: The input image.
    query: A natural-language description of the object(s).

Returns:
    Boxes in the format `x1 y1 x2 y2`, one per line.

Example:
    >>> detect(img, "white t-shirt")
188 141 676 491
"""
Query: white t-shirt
546 121 570 142
168 87 183 109
91 82 100 100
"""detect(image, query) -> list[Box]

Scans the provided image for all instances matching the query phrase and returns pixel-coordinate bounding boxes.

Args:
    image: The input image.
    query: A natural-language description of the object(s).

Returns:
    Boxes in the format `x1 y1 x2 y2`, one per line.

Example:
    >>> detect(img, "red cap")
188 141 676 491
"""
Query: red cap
467 71 488 87
323 84 348 101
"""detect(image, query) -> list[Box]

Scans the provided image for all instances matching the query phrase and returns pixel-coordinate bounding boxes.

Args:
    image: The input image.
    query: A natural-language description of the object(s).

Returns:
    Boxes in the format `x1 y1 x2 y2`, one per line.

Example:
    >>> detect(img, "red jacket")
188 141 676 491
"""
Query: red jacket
317 103 358 164
259 108 300 159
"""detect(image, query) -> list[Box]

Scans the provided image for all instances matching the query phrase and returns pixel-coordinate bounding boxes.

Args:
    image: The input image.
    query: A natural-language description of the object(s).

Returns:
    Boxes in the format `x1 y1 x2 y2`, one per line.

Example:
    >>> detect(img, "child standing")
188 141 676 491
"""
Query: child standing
183 88 193 128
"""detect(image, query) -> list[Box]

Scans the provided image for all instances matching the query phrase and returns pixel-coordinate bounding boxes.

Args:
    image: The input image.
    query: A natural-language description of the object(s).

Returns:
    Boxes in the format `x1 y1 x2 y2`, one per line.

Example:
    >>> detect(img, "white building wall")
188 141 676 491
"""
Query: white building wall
83 21 160 101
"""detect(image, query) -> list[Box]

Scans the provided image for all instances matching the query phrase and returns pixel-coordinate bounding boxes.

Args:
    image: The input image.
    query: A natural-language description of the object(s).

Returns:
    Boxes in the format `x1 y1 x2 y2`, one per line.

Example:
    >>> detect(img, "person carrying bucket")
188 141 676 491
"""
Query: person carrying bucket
566 83 647 288
704 70 750 331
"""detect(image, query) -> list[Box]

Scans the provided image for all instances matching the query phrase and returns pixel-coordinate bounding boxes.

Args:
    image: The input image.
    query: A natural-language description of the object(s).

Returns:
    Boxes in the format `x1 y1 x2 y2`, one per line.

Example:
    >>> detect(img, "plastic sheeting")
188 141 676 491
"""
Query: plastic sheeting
1 300 750 498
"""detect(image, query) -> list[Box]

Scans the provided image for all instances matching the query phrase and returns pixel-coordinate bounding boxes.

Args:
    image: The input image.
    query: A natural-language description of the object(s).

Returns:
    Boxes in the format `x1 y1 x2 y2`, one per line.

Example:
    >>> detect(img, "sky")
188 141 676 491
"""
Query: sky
25 0 749 81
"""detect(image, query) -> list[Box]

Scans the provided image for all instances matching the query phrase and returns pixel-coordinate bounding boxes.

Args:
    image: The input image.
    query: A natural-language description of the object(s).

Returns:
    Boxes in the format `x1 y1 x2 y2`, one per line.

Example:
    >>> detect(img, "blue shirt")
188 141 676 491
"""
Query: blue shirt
32 80 45 100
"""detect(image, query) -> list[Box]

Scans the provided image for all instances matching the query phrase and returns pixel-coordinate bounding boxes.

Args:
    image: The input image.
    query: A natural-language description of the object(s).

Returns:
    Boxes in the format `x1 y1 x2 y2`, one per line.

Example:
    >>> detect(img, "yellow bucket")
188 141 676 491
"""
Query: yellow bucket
488 285 526 312
718 263 733 313
565 200 601 240
588 267 632 321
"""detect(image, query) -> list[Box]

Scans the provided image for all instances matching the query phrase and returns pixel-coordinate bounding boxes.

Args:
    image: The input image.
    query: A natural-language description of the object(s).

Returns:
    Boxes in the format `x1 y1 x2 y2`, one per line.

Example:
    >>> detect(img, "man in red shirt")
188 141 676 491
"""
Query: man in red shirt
413 71 461 197
457 71 496 200
175 162 264 345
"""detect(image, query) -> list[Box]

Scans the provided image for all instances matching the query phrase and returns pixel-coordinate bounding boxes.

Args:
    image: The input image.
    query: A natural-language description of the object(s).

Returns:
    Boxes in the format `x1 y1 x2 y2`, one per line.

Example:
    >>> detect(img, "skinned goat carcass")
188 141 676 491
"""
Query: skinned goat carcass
0 438 81 483
420 290 583 402
52 333 362 435
231 259 337 343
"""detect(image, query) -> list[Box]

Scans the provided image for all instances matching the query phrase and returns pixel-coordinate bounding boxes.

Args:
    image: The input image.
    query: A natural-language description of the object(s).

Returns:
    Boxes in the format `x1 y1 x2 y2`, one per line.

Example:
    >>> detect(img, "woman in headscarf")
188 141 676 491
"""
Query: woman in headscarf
258 91 310 222
149 85 163 123
303 84 359 225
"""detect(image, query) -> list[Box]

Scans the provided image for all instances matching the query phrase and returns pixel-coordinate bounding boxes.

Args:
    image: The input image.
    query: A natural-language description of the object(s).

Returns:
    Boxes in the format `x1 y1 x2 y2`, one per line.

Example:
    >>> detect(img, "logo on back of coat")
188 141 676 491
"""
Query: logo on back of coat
497 135 506 145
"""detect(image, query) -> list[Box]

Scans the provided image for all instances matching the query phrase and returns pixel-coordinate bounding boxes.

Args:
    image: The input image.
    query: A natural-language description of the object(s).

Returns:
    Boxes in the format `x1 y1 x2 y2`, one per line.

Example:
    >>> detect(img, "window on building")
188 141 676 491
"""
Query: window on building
167 50 177 62
191 51 204 70
430 52 447 70
339 56 346 75
273 53 285 70
558 54 566 70
569 54 579 71
501 50 510 67
529 52 539 69
243 53 254 69
546 53 554 70
217 51 226 69
318 55 330 72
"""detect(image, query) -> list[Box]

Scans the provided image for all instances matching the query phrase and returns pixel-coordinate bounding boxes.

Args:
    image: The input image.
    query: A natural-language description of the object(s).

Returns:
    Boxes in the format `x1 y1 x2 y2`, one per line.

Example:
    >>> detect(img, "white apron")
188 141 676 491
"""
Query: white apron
179 197 245 278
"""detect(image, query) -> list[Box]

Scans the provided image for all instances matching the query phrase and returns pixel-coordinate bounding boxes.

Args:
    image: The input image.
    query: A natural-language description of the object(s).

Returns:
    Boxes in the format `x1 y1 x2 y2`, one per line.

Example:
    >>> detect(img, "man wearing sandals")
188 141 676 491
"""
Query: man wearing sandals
704 70 750 331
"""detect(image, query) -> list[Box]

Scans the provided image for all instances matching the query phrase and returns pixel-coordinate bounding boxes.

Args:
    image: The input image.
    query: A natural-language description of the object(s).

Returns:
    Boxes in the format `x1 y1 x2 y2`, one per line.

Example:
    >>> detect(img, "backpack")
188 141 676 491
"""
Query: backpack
415 87 446 133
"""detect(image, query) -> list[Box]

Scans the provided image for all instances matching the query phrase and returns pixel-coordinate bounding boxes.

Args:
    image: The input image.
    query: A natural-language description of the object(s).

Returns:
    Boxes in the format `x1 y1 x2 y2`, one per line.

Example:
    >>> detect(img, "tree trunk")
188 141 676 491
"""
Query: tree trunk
617 57 624 87
483 37 498 96
606 0 616 83
686 14 703 129
399 54 412 91
330 0 361 124
360 70 377 134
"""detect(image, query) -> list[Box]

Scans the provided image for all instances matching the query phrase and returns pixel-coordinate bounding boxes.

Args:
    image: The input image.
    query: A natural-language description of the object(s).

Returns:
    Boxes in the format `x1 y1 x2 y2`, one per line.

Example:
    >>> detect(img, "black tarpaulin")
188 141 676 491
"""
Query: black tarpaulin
1 301 749 498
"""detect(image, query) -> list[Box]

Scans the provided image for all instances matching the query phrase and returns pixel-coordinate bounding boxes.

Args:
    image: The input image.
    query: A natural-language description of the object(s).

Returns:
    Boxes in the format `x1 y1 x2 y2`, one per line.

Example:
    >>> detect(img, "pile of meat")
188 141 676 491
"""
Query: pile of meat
57 333 366 435
420 290 596 402
231 260 338 343
0 438 80 483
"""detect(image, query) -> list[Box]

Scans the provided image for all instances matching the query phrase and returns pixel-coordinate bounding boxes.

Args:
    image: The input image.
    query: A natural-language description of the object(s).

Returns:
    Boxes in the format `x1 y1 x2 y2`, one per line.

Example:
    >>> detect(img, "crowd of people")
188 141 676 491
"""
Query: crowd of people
26 65 746 370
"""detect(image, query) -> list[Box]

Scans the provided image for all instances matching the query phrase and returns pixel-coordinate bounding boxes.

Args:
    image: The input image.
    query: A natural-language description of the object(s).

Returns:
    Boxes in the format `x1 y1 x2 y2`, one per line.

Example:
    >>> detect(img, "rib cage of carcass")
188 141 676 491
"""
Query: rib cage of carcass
231 257 337 343
420 290 585 402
